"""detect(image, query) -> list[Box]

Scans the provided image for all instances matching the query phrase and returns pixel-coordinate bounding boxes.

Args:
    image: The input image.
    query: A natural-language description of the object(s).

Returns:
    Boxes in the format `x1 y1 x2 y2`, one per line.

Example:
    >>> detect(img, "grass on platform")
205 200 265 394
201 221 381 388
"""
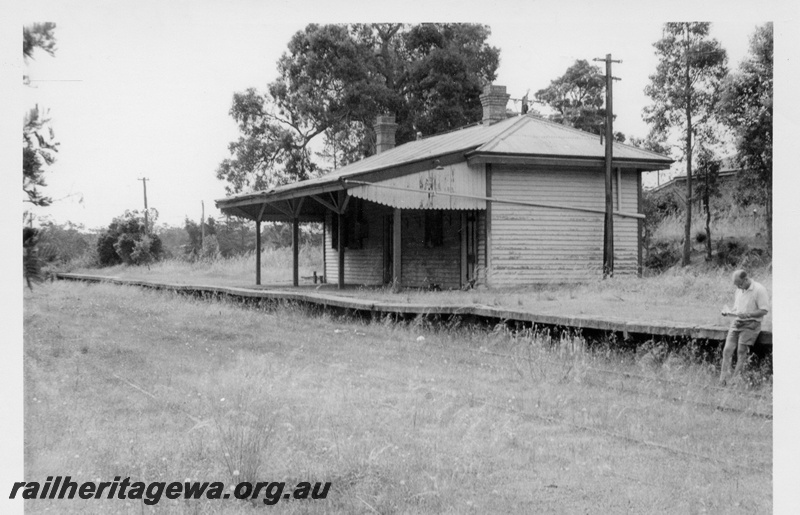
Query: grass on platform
69 245 772 330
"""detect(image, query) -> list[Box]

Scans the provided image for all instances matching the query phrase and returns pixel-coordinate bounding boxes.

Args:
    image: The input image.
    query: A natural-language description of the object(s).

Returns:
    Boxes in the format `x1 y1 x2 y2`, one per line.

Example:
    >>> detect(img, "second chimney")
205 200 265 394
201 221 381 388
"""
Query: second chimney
374 114 398 154
479 85 510 126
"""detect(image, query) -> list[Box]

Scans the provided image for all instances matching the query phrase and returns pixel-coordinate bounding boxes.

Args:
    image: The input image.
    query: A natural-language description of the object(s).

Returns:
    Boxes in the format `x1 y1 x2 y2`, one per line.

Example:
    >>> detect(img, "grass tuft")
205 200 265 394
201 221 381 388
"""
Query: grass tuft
25 282 772 513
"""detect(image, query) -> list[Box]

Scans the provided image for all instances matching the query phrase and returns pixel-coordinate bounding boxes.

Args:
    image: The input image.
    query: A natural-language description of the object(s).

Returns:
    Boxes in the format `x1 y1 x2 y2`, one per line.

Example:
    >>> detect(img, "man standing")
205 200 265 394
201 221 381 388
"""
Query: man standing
720 269 770 384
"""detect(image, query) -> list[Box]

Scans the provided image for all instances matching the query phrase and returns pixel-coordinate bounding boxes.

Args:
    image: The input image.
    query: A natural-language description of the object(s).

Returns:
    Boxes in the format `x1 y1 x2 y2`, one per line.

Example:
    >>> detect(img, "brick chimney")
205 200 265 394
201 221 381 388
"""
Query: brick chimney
374 114 398 153
479 85 510 126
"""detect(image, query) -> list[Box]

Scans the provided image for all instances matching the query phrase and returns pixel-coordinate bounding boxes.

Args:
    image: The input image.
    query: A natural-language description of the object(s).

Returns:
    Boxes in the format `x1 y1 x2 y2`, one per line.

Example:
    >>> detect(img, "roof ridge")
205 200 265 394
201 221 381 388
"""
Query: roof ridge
415 120 484 140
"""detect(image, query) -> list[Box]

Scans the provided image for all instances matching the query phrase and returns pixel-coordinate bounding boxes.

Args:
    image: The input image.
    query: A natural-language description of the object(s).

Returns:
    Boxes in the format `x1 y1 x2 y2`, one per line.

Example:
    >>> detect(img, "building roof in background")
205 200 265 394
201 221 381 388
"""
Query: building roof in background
648 168 741 194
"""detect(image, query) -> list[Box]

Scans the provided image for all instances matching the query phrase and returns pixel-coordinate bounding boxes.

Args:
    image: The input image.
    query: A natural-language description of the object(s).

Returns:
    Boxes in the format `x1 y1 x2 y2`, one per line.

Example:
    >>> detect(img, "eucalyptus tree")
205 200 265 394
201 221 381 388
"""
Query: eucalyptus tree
535 59 606 134
23 22 58 288
23 23 58 207
217 23 499 195
23 22 57 60
643 23 727 266
719 23 773 250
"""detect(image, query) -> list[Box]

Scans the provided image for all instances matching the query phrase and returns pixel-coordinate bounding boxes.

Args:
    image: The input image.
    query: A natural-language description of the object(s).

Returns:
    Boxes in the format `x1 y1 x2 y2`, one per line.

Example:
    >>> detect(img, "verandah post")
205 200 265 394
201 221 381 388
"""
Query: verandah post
255 219 261 286
292 217 299 287
392 208 401 287
337 211 344 289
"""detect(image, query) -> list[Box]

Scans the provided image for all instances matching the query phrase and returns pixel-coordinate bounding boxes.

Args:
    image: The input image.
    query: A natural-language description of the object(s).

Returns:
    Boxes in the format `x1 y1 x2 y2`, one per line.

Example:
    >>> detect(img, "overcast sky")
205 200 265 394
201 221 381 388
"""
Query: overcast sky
9 0 790 230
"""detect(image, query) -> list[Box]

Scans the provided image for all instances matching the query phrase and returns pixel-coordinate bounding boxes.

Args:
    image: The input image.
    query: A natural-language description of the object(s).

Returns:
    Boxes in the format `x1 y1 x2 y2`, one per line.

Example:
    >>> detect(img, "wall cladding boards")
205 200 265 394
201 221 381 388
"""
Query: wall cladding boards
489 166 640 286
324 200 462 288
400 210 462 289
324 202 392 286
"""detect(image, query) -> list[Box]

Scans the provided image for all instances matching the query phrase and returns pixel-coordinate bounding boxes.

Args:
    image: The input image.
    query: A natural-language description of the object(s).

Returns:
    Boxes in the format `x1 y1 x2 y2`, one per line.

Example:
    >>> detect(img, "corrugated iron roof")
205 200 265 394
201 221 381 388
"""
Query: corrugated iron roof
218 114 672 204
475 115 672 161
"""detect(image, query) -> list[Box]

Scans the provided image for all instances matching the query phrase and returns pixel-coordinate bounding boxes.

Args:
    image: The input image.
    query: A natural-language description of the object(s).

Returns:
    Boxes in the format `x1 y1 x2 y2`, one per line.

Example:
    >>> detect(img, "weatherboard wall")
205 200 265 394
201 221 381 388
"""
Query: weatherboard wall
323 203 465 289
323 203 390 286
400 210 462 289
488 166 640 286
477 210 487 285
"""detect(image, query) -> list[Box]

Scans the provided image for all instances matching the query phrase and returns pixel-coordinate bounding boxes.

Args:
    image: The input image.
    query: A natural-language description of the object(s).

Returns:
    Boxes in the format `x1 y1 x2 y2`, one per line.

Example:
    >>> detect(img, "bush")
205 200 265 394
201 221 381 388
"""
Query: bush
23 227 44 289
97 210 163 266
96 231 120 266
738 247 768 270
114 233 138 264
714 239 748 267
644 241 680 272
694 230 707 244
35 220 97 267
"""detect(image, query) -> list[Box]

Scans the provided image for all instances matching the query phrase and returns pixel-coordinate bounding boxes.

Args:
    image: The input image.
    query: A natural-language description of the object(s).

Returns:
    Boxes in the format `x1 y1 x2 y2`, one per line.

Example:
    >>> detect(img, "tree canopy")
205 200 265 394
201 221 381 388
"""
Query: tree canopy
23 22 57 61
216 23 500 195
535 60 606 134
643 22 727 265
97 210 163 266
23 23 59 208
719 23 773 248
23 107 59 207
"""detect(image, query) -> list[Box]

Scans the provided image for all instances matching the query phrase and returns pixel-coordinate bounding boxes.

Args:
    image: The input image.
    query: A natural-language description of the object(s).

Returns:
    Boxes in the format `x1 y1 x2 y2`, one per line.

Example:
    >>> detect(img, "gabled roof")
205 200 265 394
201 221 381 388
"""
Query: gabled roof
216 114 673 219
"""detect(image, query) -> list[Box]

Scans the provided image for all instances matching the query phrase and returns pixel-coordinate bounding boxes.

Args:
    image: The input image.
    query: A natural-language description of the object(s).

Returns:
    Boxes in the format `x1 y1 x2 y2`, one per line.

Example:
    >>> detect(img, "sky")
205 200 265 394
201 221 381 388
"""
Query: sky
8 0 786 231
4 1 800 513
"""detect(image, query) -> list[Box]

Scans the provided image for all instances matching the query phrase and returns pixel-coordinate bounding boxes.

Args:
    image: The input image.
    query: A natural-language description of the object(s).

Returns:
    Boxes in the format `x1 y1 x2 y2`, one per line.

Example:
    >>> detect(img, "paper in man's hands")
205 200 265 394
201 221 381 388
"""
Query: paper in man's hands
721 304 733 316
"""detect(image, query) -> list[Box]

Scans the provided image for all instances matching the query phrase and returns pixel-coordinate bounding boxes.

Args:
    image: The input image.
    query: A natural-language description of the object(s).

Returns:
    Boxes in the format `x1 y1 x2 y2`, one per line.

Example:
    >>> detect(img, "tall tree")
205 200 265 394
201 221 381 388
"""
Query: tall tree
23 23 59 207
643 23 727 266
719 23 773 250
23 107 59 207
400 24 499 138
694 145 722 261
23 23 59 288
217 23 499 195
535 59 606 134
535 59 627 141
23 22 57 59
216 25 382 193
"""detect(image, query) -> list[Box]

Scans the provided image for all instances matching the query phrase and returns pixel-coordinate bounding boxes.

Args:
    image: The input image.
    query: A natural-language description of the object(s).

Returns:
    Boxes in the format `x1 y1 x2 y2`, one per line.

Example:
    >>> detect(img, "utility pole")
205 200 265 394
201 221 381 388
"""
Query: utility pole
593 54 621 278
138 177 149 234
201 201 205 250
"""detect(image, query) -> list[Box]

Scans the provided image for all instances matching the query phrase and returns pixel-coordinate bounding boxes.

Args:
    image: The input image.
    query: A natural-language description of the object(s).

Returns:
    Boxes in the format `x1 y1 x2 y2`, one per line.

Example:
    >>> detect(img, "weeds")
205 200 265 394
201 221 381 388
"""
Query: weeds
25 281 773 513
214 393 276 487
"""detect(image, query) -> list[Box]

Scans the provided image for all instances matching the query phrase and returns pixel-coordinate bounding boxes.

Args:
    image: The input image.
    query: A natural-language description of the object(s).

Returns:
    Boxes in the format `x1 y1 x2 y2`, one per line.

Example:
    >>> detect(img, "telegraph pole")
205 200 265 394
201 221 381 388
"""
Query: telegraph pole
593 54 621 278
138 177 149 233
201 201 205 249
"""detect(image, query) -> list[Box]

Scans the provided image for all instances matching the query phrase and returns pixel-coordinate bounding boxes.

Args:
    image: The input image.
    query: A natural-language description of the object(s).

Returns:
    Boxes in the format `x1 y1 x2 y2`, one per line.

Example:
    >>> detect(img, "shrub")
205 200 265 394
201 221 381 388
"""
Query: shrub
35 220 97 267
97 210 163 266
97 231 121 266
23 227 44 289
694 231 707 244
714 239 748 267
644 241 680 272
130 236 162 266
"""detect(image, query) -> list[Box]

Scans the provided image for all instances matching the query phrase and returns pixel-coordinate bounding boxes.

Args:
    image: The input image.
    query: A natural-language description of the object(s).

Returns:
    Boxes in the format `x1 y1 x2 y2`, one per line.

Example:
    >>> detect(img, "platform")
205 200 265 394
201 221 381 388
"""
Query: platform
54 273 772 346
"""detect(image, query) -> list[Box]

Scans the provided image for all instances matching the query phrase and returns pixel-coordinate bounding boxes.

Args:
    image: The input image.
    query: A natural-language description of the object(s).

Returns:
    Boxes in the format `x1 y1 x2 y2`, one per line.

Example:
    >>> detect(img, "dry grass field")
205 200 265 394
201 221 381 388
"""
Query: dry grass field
23 281 772 513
